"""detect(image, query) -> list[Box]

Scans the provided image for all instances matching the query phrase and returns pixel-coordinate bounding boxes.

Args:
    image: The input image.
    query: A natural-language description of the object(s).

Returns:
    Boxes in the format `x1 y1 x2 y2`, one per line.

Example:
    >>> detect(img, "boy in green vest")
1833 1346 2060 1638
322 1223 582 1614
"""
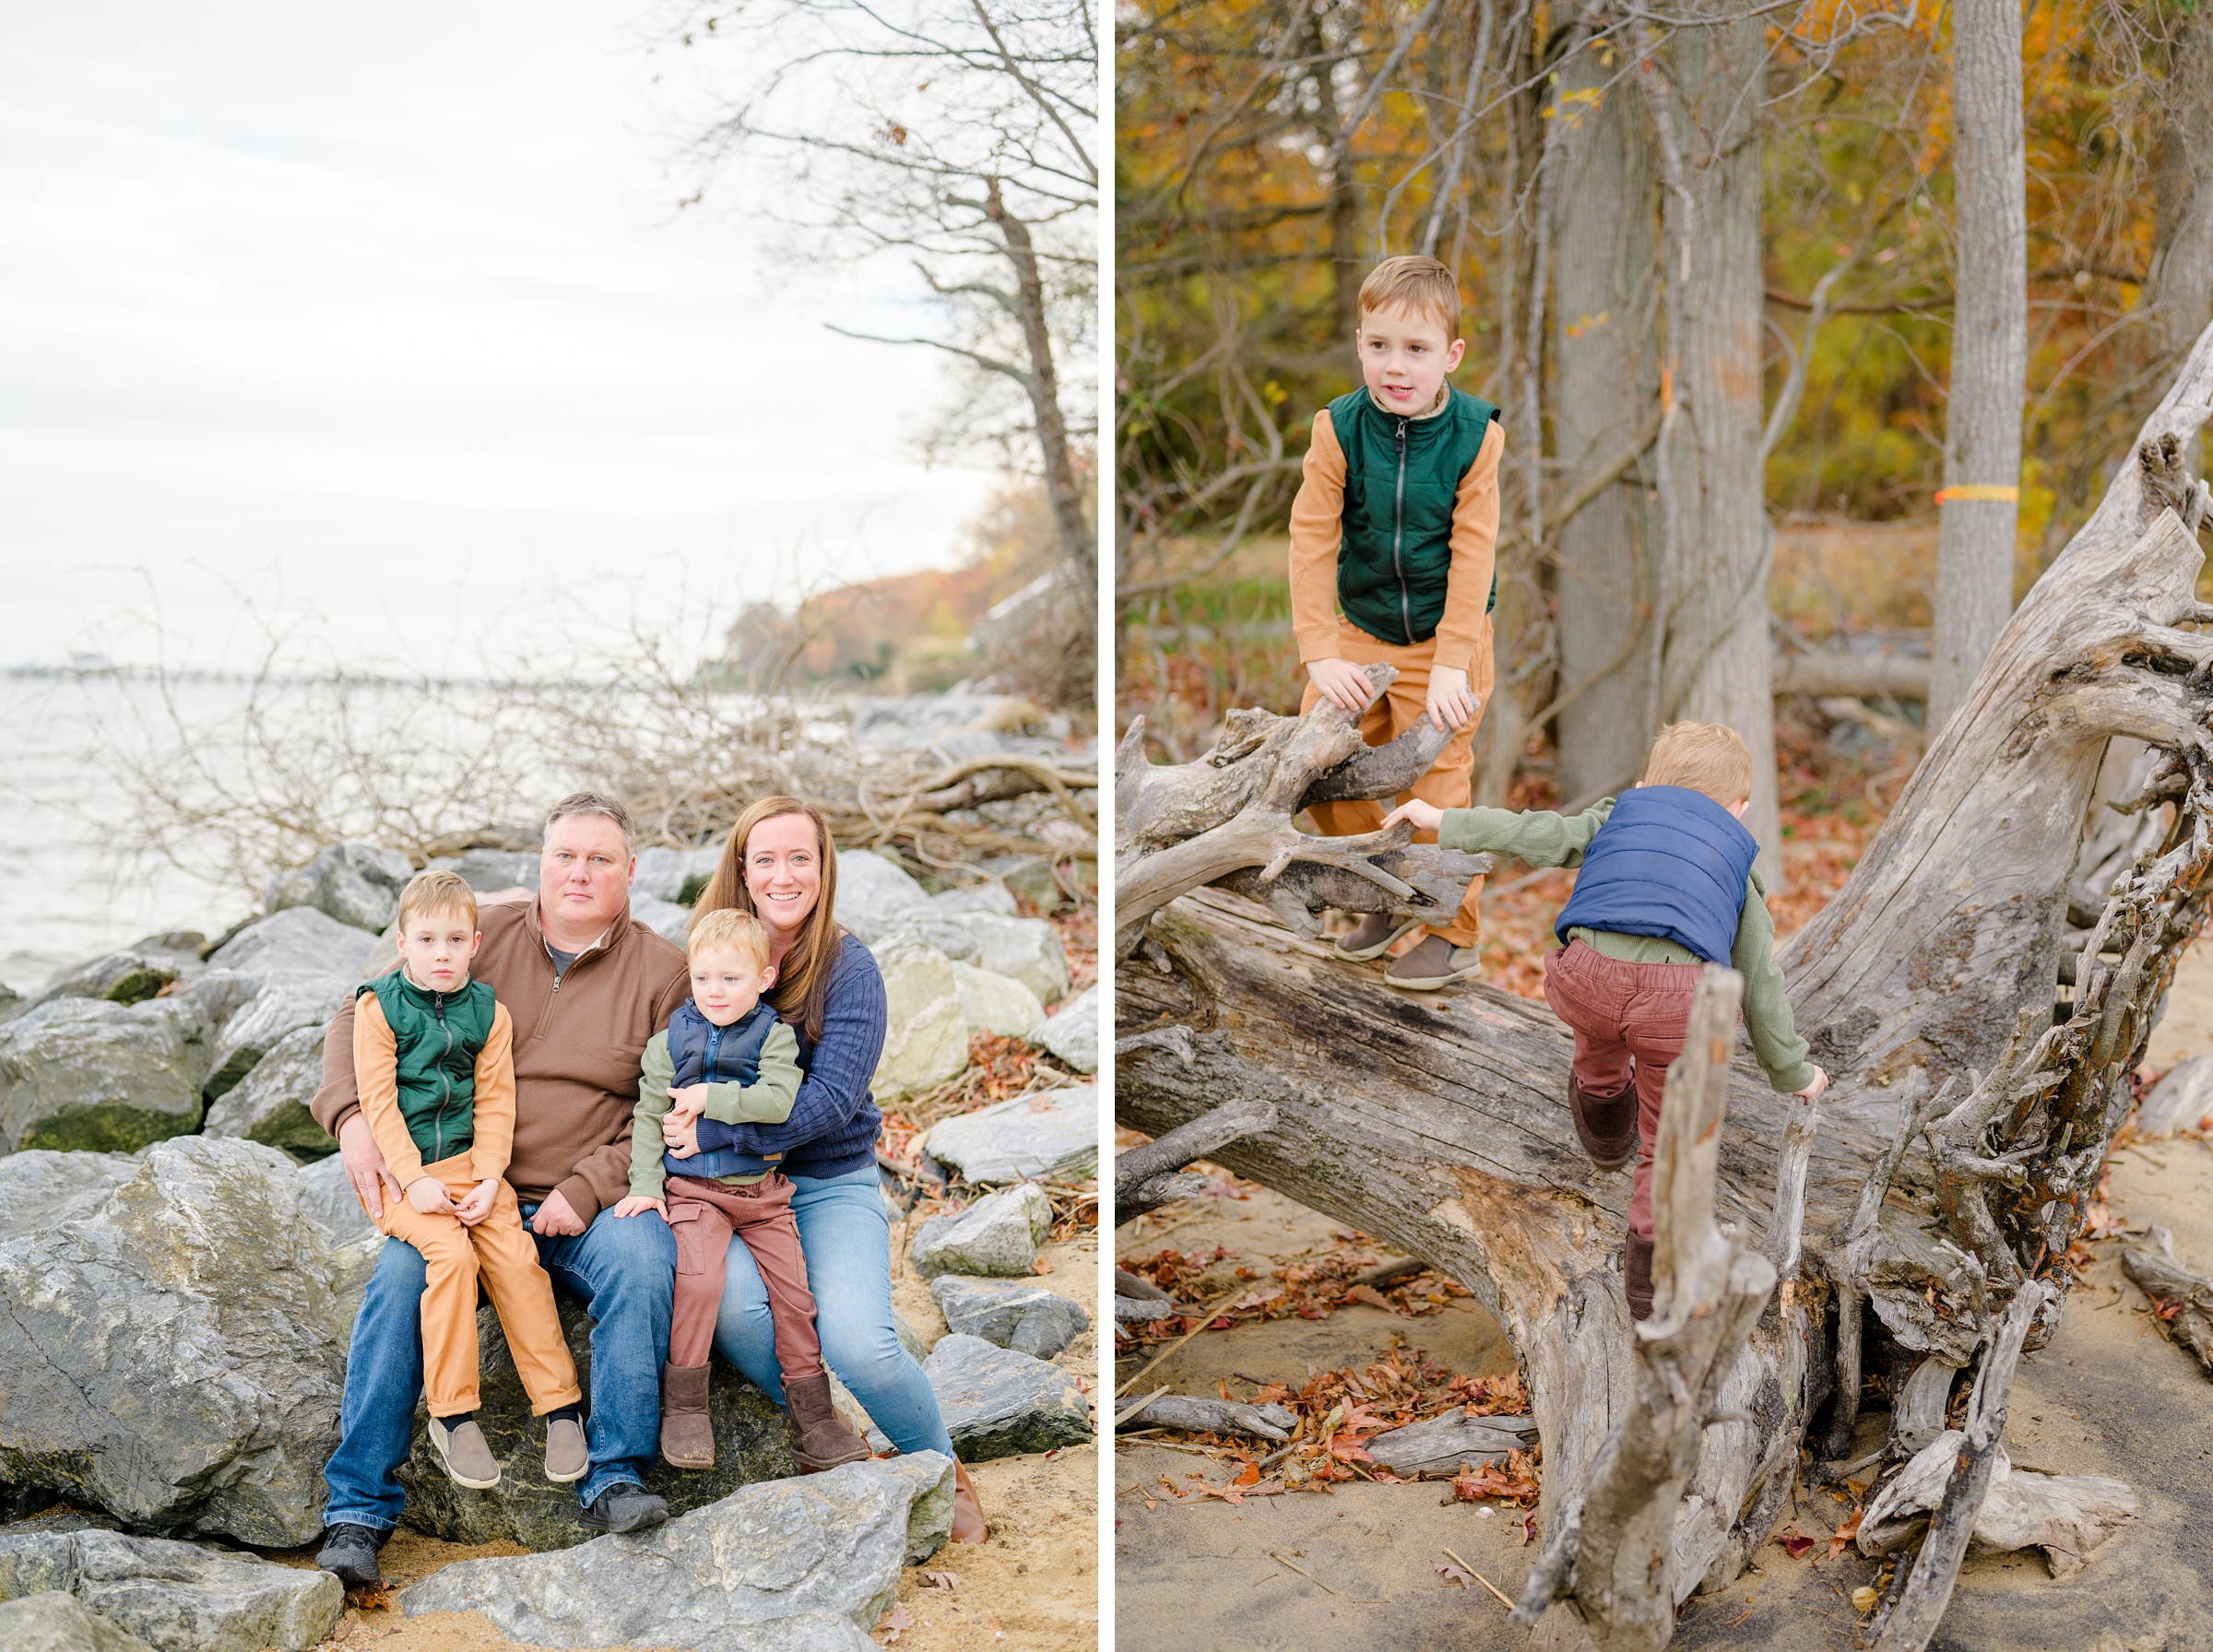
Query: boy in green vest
1291 254 1505 989
352 870 586 1491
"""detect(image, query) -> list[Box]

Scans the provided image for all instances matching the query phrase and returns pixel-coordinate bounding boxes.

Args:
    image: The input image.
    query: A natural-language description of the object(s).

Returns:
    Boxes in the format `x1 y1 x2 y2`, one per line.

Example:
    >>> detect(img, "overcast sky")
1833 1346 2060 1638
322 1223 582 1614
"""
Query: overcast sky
0 1 998 676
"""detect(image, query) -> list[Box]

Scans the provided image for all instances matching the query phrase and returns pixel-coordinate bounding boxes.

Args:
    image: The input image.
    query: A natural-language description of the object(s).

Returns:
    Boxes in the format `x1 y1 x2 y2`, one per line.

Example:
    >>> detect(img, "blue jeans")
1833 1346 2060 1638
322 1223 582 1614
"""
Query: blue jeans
711 1162 956 1459
323 1199 677 1529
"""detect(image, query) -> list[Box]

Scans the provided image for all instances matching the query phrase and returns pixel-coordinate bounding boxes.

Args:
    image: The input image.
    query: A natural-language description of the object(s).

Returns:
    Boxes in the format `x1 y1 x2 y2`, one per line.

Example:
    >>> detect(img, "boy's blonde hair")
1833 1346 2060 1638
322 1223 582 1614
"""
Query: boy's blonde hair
687 907 772 972
1641 722 1755 807
396 869 479 931
1357 255 1462 338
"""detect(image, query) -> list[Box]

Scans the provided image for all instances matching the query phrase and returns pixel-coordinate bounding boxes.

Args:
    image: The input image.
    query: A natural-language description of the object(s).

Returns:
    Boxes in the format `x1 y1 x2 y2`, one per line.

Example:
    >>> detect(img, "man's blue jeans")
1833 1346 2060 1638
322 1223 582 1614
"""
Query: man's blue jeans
323 1199 677 1530
711 1162 957 1459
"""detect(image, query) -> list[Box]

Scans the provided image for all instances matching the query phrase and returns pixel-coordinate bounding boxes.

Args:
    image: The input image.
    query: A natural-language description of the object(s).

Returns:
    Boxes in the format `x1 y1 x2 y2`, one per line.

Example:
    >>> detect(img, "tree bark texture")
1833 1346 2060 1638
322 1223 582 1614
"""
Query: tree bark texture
1930 0 2030 732
1117 324 2213 1649
2151 8 2213 369
1551 34 1663 807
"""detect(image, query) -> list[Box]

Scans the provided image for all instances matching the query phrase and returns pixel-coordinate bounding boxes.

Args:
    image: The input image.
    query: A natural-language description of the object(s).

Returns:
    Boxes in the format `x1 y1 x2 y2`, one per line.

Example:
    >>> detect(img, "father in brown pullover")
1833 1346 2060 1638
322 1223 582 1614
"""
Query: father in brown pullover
311 792 690 1584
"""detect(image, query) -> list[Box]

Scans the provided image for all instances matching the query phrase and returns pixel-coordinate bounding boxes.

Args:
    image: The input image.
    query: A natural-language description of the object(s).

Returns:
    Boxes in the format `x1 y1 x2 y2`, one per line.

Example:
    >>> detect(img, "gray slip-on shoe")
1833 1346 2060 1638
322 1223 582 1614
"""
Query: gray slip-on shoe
429 1417 502 1490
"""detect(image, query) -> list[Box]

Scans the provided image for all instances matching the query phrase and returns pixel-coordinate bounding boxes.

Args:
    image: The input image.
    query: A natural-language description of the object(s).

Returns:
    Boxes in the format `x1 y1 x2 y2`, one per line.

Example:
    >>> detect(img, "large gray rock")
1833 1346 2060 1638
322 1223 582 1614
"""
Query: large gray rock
0 1589 156 1652
834 849 933 944
632 844 724 905
870 932 968 1100
199 909 370 1101
906 913 1070 1004
200 974 351 1103
952 961 1046 1038
0 1528 341 1652
2142 1054 2213 1134
290 1156 382 1336
0 998 210 1154
924 1086 1096 1185
262 843 414 934
422 847 540 892
0 1152 140 1242
200 1025 330 1159
1029 981 1097 1073
207 905 374 981
27 934 206 1012
397 1294 797 1551
630 894 695 947
906 1183 1053 1279
0 1138 345 1546
400 1454 956 1651
930 881 1017 918
1365 1411 1538 1477
923 1335 1092 1461
929 1277 1089 1359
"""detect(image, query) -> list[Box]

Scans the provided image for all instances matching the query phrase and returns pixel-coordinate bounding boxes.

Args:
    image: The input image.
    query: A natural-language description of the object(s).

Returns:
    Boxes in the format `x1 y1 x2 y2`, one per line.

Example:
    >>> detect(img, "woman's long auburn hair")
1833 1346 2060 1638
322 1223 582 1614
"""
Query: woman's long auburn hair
693 796 843 1044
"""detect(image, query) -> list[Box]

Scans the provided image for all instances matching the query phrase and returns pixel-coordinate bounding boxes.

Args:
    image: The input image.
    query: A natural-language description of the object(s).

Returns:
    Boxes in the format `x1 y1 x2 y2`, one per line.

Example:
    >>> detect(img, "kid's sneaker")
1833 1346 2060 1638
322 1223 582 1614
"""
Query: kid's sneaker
429 1417 502 1490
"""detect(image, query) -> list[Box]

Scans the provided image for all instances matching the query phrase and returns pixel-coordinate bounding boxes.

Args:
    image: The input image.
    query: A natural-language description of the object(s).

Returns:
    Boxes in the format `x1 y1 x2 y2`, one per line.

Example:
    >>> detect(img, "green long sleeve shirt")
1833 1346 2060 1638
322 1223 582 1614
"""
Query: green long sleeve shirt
627 1021 803 1197
1438 797 1817 1092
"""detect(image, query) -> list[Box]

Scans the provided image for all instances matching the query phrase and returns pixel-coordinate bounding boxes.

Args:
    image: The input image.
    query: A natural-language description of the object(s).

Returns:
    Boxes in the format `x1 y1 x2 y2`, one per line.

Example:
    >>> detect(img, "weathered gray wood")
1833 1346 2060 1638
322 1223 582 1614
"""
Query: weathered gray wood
1367 1410 1538 1476
1116 1396 1297 1442
2121 1225 2213 1376
1112 1084 1278 1221
1859 1432 2137 1580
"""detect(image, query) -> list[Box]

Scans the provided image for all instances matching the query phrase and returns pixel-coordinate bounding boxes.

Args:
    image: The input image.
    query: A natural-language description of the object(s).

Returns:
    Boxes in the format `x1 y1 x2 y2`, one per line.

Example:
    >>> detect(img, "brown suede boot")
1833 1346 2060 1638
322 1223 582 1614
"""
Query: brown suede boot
659 1362 716 1469
951 1460 988 1543
785 1373 871 1471
1624 1233 1655 1322
1568 1073 1639 1171
1334 913 1421 961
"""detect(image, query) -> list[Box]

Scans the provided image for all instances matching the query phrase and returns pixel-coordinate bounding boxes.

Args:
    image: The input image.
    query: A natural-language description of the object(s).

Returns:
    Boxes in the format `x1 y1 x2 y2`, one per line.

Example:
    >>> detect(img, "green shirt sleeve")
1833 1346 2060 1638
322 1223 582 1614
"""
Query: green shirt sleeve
1734 868 1816 1092
698 1021 802 1126
628 1032 674 1198
1437 797 1616 867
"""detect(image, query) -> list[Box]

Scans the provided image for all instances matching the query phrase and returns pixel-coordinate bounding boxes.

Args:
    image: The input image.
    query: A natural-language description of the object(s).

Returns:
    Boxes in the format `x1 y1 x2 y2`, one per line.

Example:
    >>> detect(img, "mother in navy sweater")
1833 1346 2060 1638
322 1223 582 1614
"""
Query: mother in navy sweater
672 796 987 1542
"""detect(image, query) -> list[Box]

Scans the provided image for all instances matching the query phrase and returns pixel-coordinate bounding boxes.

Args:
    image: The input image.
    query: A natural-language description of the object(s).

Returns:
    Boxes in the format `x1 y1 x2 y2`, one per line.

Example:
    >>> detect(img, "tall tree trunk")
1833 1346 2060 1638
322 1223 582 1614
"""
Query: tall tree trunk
1929 0 2028 732
2150 7 2213 371
1551 37 1663 806
1311 16 1365 347
987 180 1097 586
1643 12 1781 877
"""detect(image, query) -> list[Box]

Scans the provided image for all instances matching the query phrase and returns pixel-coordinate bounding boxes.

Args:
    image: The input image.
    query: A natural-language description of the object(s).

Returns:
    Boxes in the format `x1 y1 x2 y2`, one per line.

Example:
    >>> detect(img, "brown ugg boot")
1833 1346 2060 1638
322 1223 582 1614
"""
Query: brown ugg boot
951 1460 988 1543
1569 1073 1639 1171
785 1374 872 1471
659 1362 716 1469
1624 1233 1655 1322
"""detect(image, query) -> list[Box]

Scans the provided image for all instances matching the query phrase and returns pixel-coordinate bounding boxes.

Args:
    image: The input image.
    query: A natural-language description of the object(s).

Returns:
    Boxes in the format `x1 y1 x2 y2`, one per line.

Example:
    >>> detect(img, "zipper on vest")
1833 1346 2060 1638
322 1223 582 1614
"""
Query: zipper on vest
433 992 456 1163
1392 417 1413 643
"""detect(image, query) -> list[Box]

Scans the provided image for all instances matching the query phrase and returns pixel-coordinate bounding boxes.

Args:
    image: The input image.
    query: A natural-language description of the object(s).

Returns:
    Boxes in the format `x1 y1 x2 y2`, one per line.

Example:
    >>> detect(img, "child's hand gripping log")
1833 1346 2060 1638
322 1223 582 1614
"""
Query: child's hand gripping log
1381 797 1446 834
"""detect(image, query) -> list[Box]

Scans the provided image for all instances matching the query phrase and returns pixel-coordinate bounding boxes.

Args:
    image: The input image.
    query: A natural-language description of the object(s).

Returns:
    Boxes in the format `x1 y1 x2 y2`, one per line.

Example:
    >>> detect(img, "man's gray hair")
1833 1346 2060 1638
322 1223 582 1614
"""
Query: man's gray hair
544 790 634 856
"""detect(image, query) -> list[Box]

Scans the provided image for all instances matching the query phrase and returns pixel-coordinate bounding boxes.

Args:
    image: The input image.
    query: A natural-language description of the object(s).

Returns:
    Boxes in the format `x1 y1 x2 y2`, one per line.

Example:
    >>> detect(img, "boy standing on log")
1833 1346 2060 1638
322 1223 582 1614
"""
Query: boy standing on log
1385 722 1827 1318
1292 254 1505 990
350 870 586 1489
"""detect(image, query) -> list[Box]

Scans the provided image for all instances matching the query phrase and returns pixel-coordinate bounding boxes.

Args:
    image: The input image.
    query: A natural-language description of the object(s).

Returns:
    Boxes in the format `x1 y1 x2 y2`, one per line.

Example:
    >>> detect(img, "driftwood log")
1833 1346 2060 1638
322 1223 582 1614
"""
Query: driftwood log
1116 322 2213 1649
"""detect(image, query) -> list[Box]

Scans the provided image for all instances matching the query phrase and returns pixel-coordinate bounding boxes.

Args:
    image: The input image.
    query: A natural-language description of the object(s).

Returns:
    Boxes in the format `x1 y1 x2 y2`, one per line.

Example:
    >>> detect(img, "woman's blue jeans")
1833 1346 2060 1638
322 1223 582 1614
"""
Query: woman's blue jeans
711 1162 956 1459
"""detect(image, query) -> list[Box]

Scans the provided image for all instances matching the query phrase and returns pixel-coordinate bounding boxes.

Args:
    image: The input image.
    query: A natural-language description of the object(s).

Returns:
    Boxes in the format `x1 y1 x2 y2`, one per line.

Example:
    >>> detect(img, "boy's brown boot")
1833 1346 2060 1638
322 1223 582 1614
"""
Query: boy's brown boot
1334 914 1421 961
1623 1233 1655 1322
951 1460 988 1543
1568 1074 1639 1170
786 1374 872 1470
659 1363 716 1469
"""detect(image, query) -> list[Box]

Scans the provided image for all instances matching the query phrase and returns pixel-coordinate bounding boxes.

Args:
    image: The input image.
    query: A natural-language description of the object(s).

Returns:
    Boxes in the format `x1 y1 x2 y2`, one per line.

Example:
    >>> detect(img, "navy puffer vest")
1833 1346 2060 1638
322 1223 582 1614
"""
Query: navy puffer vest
664 998 786 1180
1553 786 1758 966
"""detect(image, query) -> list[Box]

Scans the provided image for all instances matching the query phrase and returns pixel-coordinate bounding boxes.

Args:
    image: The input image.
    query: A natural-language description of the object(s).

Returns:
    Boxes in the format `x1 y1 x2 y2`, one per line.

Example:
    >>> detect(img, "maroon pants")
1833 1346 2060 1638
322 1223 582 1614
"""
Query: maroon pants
665 1173 822 1379
1541 939 1705 1242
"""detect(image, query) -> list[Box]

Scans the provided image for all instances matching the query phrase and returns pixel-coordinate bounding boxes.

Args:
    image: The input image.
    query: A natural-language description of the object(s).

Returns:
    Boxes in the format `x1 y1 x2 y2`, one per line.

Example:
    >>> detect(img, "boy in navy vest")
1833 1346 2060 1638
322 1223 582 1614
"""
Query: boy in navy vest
1385 723 1827 1319
1291 254 1506 990
612 908 870 1472
352 871 586 1490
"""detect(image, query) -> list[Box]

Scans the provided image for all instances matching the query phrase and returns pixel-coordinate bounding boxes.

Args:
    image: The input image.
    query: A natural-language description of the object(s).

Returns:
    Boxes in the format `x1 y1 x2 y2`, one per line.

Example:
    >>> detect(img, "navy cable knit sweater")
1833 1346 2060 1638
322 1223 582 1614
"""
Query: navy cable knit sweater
691 932 885 1180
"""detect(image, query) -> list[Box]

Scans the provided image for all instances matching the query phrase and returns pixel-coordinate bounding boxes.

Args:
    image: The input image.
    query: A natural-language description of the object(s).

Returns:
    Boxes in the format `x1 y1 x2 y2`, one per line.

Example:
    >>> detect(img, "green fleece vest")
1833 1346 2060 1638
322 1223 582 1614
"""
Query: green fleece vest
1329 385 1502 646
359 970 496 1164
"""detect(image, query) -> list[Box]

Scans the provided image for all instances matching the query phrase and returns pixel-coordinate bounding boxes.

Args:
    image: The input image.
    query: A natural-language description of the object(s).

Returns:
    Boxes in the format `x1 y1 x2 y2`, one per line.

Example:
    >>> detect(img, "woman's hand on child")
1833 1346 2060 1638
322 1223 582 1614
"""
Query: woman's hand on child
662 1113 701 1158
1426 667 1477 733
1307 658 1373 714
1381 797 1445 834
1795 1066 1828 1103
611 1195 669 1221
667 1084 709 1125
453 1179 499 1226
406 1176 456 1217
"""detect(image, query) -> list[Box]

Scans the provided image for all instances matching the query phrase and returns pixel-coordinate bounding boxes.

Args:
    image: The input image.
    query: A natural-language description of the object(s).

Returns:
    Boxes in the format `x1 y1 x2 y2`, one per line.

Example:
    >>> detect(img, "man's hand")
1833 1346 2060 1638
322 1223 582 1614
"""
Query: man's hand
453 1179 499 1226
1794 1066 1829 1103
407 1176 456 1217
667 1084 709 1127
1306 657 1373 714
662 1113 701 1159
339 1115 405 1221
611 1195 669 1221
1426 666 1477 733
1380 797 1445 834
529 1189 588 1237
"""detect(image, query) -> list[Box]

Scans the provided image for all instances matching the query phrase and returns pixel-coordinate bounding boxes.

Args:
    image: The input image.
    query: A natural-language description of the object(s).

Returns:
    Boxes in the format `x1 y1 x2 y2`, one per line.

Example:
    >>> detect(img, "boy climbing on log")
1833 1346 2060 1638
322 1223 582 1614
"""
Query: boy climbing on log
611 908 870 1474
1384 722 1827 1318
1293 253 1504 989
351 870 586 1489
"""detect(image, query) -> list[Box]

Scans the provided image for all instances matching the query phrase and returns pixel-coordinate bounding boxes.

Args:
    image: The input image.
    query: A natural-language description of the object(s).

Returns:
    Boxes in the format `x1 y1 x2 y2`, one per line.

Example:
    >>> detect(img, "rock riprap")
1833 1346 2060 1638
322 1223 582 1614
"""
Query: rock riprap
200 1024 330 1159
0 997 211 1155
924 1087 1096 1185
906 1183 1054 1279
0 1526 342 1652
262 843 413 935
24 935 206 1014
929 1277 1089 1359
422 847 539 891
870 933 968 1100
400 1454 956 1652
631 845 724 905
0 1139 345 1547
952 962 1046 1039
198 909 369 1100
922 1335 1092 1461
396 1294 797 1551
1029 982 1097 1073
832 850 934 945
0 1589 157 1652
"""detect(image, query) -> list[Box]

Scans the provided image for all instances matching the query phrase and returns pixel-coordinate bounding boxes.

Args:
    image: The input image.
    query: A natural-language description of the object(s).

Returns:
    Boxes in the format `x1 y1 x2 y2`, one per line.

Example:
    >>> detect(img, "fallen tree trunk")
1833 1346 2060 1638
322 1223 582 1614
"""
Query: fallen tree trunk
1116 322 2213 1648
